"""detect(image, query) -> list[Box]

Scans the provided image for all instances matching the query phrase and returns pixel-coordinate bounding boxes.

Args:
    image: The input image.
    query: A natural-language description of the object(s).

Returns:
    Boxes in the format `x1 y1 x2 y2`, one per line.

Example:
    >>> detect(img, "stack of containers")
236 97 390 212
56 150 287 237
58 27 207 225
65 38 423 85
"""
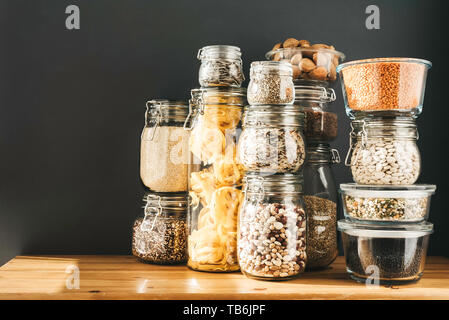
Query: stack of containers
184 45 247 272
133 100 190 264
236 61 307 280
336 58 436 284
264 41 346 270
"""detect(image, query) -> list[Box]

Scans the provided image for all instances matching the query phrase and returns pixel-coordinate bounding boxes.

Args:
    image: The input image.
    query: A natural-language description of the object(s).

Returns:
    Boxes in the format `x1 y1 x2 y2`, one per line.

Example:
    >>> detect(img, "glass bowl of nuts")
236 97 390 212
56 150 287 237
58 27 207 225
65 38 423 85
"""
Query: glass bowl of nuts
340 183 436 223
337 58 432 118
265 38 345 85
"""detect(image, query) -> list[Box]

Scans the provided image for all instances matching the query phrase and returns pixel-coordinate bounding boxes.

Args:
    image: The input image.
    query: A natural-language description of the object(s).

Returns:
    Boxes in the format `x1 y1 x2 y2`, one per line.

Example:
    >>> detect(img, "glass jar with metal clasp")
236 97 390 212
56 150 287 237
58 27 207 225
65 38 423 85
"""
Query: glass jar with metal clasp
345 116 421 185
238 174 307 280
303 142 340 269
140 100 190 192
197 45 245 88
132 192 188 264
184 87 247 272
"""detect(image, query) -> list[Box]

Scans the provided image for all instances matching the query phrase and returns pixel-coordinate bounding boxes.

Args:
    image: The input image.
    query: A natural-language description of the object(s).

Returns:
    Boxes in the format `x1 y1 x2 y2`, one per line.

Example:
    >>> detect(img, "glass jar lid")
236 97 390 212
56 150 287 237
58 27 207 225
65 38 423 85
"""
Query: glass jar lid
351 116 419 140
337 219 434 238
143 192 188 217
244 173 303 195
307 143 340 164
340 183 436 198
197 45 242 60
145 99 189 121
294 85 336 103
250 61 293 77
242 105 304 127
184 87 246 130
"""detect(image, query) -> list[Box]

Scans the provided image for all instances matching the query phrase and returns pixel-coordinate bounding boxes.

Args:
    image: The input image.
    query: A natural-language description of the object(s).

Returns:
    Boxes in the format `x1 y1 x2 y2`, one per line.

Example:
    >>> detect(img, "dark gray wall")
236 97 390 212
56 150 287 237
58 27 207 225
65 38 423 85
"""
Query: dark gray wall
1 0 448 265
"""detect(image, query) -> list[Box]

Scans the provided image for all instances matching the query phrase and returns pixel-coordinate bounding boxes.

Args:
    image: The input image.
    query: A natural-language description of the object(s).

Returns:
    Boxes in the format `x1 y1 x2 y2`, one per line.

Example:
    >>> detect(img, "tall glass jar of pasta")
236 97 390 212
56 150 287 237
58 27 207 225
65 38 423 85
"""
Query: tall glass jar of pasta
184 87 247 272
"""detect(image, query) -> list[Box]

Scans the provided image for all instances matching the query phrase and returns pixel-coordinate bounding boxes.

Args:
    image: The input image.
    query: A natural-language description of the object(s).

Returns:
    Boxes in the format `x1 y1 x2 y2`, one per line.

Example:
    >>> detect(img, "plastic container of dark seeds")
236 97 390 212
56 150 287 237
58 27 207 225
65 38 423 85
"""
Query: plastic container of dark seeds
340 183 436 223
338 219 433 284
132 192 188 264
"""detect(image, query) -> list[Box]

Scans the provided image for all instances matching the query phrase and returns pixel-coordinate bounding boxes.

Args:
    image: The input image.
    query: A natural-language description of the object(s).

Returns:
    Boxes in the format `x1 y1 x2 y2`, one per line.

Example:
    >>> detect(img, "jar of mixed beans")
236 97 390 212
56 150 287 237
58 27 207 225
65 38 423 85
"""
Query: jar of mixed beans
238 174 307 280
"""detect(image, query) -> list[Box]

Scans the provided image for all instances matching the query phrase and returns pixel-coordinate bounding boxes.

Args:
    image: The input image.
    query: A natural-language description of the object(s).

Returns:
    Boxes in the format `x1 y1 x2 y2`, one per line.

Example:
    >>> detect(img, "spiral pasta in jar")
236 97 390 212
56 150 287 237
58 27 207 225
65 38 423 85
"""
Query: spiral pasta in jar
238 106 306 174
238 174 307 280
185 87 246 272
346 117 421 185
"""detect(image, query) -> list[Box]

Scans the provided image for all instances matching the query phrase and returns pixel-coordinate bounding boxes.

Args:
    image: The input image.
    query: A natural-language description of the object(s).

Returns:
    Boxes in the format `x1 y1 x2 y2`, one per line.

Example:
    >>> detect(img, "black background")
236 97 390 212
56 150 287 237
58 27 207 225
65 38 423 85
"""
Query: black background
0 0 448 265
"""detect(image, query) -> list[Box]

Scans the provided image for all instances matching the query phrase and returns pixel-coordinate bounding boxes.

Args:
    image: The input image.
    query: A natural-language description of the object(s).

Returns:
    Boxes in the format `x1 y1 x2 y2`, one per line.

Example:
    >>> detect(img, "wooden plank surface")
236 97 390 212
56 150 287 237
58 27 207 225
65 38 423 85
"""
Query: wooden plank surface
0 255 448 300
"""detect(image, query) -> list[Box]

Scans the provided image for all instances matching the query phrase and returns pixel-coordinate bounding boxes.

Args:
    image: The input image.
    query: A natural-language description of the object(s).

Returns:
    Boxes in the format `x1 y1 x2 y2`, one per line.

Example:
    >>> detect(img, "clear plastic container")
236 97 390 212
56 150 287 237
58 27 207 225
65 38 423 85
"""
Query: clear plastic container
294 85 337 142
140 100 190 192
338 219 433 284
185 87 247 272
247 61 294 105
132 193 188 264
304 143 340 269
266 47 345 85
238 105 306 174
198 45 244 87
340 183 436 223
345 116 421 185
337 58 432 118
238 174 307 280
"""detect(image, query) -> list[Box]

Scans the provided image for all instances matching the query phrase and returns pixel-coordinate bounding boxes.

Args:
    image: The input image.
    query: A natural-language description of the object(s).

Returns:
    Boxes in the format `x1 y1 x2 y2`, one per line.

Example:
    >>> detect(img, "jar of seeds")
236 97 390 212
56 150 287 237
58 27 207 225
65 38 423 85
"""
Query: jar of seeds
132 192 188 264
198 45 245 87
238 174 307 281
303 143 340 269
346 117 421 185
247 61 294 105
238 105 306 174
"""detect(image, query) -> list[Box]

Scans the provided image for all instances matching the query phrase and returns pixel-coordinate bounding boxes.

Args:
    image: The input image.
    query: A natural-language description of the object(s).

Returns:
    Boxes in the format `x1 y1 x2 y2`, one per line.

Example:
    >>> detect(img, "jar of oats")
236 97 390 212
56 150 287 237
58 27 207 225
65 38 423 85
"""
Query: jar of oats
247 61 294 105
238 174 307 280
346 117 421 185
198 45 245 87
140 100 190 192
238 105 306 174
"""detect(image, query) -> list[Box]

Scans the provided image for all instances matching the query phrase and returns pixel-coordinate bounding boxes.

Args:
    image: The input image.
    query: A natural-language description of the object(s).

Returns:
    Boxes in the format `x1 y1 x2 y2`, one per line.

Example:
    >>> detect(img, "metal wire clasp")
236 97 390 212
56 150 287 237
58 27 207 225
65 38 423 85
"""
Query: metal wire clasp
183 92 204 131
145 100 162 141
141 195 163 232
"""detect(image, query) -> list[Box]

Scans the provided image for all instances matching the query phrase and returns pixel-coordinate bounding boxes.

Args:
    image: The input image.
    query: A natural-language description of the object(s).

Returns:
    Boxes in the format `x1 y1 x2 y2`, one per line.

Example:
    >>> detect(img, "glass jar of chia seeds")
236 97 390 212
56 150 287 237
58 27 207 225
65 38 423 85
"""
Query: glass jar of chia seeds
141 100 190 192
238 174 307 281
345 116 421 185
247 61 295 105
293 85 338 142
198 45 245 87
184 87 247 273
238 105 306 174
132 192 188 264
303 143 340 269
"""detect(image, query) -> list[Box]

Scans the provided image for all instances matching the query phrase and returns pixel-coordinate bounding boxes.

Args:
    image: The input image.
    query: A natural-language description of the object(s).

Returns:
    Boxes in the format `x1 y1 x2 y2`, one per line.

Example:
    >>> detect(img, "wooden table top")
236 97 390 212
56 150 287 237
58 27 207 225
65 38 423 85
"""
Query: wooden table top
0 255 448 300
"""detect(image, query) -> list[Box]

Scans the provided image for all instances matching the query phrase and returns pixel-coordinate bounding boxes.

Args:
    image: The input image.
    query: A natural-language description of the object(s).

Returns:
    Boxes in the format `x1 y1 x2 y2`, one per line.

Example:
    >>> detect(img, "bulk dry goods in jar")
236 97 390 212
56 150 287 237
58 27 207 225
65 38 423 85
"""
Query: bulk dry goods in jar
293 85 338 142
346 117 421 185
238 174 307 280
197 45 245 88
237 105 306 174
140 100 190 192
185 87 246 272
132 192 188 264
303 143 340 269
